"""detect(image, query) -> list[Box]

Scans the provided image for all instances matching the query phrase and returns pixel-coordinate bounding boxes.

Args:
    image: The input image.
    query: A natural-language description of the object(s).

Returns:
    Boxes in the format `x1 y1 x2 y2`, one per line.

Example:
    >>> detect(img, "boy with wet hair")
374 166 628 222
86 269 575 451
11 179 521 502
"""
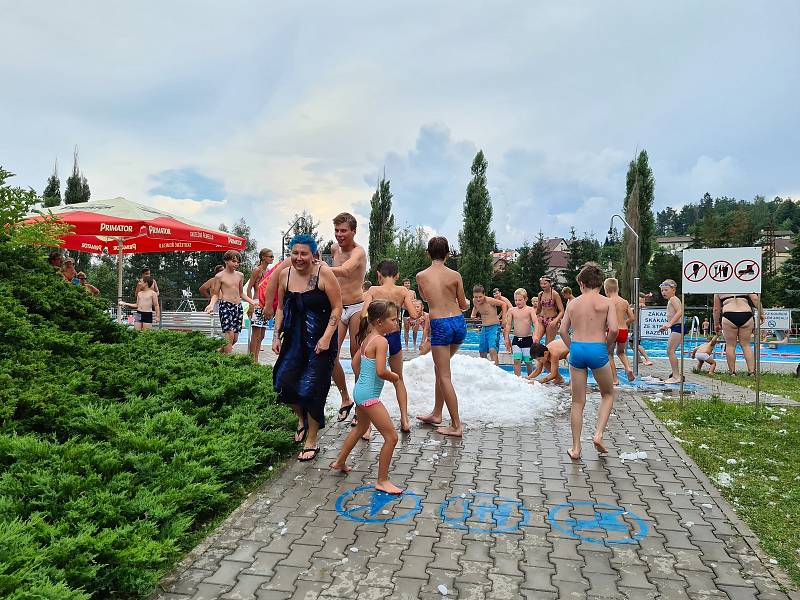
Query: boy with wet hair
415 236 469 437
471 284 507 366
205 250 259 353
505 288 537 376
603 277 635 384
559 262 618 459
527 339 569 385
360 259 418 434
658 279 684 383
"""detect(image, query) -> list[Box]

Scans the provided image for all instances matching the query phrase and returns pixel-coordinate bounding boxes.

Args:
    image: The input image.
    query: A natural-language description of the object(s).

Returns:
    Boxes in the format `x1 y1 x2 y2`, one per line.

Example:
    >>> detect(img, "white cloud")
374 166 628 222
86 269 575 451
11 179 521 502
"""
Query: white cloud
2 1 799 258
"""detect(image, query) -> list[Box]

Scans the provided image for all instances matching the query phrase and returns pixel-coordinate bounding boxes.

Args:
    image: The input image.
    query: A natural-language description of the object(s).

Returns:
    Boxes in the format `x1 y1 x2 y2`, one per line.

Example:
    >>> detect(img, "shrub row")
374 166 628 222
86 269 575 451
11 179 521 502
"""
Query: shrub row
0 246 295 598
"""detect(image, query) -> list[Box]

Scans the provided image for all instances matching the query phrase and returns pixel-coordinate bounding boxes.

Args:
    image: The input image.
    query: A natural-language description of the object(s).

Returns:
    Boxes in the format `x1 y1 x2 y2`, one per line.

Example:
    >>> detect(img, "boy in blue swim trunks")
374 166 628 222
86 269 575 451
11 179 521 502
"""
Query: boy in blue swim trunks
360 259 419 434
505 288 538 376
559 262 619 459
658 279 684 384
415 236 470 437
471 284 507 366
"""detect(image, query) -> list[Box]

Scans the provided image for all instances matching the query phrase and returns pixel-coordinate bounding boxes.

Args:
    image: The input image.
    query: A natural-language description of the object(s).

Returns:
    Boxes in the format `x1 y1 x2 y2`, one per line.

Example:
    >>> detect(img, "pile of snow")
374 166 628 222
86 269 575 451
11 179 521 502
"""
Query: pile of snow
380 354 566 427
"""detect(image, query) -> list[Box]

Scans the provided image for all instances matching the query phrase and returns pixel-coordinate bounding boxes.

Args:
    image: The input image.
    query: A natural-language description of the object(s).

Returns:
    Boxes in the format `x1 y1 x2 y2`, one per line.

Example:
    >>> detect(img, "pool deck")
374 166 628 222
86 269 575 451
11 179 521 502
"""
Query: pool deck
150 342 800 599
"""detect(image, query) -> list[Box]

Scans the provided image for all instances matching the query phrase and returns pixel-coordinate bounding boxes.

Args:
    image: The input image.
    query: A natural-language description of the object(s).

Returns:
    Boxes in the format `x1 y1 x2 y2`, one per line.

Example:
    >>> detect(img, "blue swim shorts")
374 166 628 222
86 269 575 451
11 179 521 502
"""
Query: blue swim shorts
479 323 501 353
430 314 467 347
385 330 402 356
569 341 609 370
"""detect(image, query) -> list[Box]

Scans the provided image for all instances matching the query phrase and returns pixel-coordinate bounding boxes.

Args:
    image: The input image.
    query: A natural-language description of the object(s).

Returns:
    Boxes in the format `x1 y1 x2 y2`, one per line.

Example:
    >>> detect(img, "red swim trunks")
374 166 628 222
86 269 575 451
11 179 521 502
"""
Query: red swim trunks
616 329 629 344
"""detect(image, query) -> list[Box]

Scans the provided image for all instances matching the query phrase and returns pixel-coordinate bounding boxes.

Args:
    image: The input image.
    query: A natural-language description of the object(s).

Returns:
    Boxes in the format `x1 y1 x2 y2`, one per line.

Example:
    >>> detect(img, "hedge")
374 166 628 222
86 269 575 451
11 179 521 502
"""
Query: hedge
0 246 296 598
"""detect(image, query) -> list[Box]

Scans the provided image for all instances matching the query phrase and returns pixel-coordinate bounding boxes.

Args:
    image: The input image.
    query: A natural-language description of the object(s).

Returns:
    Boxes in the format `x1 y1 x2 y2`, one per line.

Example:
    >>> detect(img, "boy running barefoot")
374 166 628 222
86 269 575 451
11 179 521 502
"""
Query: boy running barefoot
603 278 635 384
528 340 569 384
471 284 508 366
691 335 719 374
360 259 419 433
204 250 259 353
658 279 684 384
415 237 469 437
505 288 537 376
559 262 618 459
118 276 160 330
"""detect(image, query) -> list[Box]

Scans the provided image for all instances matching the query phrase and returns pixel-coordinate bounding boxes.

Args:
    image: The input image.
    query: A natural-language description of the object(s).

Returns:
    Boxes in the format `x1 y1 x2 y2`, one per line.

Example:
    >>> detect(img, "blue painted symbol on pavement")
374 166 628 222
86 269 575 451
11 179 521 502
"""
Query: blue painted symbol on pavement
439 493 530 533
547 502 648 545
335 485 422 523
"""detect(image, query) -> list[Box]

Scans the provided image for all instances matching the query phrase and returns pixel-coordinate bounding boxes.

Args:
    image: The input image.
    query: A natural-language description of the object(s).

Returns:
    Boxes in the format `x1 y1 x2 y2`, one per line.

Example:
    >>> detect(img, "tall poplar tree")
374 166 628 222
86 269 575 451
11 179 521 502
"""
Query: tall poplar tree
367 174 395 281
65 147 90 205
42 160 61 207
458 151 495 293
620 150 655 298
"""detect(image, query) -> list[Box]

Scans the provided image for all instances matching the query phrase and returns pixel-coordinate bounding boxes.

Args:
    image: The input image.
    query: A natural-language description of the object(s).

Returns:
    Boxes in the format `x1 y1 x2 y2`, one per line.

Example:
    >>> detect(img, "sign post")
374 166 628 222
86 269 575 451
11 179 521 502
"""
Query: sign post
682 247 762 408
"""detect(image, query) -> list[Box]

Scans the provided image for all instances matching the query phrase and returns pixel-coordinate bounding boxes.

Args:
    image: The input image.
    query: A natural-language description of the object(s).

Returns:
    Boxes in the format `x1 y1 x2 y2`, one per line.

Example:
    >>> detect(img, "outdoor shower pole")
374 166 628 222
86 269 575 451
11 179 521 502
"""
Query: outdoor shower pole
610 214 640 379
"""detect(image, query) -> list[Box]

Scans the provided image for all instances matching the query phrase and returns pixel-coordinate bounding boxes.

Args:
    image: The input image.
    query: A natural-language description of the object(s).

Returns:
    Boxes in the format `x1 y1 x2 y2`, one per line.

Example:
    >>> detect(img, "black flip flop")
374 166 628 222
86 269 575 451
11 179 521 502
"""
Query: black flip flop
298 447 320 462
337 402 355 422
294 425 307 443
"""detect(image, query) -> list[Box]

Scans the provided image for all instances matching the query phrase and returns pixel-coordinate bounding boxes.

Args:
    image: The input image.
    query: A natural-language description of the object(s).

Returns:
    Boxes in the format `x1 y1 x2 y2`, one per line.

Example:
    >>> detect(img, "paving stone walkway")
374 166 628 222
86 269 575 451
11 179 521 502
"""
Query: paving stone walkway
153 386 797 600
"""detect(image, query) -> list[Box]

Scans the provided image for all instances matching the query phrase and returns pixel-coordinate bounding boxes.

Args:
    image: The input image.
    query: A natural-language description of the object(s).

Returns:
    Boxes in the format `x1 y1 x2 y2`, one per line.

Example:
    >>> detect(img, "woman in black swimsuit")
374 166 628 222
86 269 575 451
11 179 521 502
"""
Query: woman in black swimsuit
712 293 764 375
272 235 343 462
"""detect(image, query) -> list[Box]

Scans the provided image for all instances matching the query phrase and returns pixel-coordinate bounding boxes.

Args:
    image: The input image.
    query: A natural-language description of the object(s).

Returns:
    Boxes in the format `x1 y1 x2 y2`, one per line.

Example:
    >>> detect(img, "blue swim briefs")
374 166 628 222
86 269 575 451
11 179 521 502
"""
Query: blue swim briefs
569 341 609 370
385 330 402 356
670 322 684 334
430 314 467 347
479 323 501 353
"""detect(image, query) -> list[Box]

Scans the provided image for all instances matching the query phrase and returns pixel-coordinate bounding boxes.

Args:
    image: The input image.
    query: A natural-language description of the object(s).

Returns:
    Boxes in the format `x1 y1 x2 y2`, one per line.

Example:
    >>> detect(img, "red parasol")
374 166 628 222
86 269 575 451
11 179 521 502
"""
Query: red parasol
26 197 246 313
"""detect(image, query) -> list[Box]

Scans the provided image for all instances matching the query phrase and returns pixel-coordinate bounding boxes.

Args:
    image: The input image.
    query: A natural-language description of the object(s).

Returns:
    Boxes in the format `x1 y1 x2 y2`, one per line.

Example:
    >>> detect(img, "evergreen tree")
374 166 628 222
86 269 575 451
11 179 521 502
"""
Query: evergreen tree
644 249 682 306
42 160 61 208
284 210 322 258
367 174 395 281
620 150 655 298
392 226 429 289
65 147 88 205
563 228 601 292
81 174 91 203
508 232 552 298
458 151 495 292
231 217 258 275
776 233 800 307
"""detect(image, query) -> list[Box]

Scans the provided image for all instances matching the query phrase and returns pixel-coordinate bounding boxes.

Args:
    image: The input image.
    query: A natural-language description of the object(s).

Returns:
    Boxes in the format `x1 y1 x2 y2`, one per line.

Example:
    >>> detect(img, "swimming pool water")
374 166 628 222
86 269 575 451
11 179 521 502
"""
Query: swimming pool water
233 326 798 364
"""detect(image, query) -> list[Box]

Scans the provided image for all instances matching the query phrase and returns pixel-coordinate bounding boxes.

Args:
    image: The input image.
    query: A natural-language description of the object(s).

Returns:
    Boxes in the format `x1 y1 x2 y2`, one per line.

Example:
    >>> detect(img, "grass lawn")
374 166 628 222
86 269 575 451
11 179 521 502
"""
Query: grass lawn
701 371 800 400
647 397 800 586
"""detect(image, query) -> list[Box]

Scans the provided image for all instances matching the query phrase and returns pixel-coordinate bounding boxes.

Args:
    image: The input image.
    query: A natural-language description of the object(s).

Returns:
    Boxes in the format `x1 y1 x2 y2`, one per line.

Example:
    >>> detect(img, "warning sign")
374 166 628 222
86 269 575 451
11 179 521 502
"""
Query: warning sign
683 261 707 283
709 260 733 282
682 247 761 294
735 259 760 282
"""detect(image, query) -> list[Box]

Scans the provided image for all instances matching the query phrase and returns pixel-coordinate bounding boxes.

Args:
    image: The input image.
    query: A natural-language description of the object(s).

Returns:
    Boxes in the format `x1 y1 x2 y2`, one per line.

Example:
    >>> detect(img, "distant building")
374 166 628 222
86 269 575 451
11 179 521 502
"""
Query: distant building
548 250 569 285
545 237 569 253
491 250 519 262
492 256 511 273
656 235 693 255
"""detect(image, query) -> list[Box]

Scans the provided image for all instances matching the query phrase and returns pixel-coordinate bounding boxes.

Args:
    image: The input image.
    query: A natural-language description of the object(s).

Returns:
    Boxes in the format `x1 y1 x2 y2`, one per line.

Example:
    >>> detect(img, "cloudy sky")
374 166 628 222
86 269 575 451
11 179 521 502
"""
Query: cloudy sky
3 1 799 252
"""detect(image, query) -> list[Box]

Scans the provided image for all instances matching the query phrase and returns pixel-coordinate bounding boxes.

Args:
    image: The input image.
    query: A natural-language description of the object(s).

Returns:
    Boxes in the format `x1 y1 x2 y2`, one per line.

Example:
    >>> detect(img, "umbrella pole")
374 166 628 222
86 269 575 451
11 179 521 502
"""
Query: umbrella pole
117 237 124 322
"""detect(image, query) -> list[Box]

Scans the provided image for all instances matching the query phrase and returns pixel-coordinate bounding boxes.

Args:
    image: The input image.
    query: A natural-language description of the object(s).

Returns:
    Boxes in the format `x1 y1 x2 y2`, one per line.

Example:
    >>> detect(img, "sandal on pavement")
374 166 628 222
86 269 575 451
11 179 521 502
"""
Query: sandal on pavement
337 402 355 422
298 447 320 462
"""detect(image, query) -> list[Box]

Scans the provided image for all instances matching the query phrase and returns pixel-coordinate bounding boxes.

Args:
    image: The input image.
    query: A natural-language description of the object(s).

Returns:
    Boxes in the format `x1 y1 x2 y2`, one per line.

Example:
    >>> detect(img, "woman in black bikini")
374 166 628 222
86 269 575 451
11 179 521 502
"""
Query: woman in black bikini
712 293 764 376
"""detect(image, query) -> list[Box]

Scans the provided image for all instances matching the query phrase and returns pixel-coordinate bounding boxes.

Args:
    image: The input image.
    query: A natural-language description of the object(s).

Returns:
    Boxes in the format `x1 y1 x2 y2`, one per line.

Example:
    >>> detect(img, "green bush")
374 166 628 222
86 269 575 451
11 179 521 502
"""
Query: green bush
0 244 295 598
